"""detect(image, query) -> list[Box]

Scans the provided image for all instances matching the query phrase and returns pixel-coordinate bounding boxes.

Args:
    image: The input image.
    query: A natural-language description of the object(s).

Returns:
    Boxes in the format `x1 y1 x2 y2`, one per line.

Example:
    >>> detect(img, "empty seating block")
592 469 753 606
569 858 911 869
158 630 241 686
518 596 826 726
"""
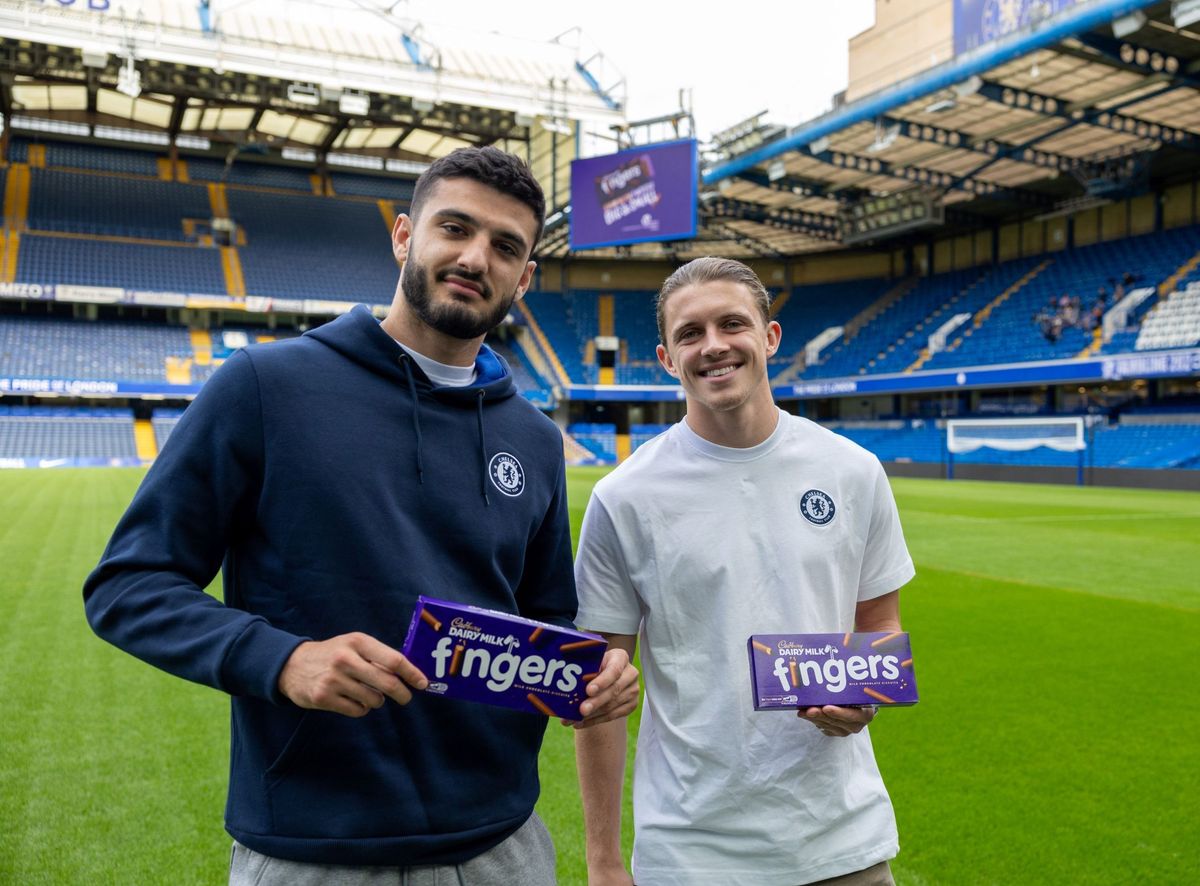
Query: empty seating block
28 169 210 241
43 140 161 176
229 190 397 303
16 233 227 294
567 422 618 462
0 407 136 459
151 410 185 452
186 157 314 192
523 292 589 384
331 172 416 203
0 316 194 382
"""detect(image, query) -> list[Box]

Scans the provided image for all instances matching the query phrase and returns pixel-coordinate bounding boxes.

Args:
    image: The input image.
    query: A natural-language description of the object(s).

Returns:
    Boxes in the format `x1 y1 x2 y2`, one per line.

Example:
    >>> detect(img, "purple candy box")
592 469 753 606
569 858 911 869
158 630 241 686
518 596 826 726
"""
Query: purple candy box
748 632 918 710
402 596 607 721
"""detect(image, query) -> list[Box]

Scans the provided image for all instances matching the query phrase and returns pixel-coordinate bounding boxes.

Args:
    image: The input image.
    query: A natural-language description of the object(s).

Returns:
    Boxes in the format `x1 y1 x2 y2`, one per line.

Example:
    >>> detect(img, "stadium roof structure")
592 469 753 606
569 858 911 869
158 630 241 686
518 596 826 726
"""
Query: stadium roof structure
543 0 1200 262
0 0 625 170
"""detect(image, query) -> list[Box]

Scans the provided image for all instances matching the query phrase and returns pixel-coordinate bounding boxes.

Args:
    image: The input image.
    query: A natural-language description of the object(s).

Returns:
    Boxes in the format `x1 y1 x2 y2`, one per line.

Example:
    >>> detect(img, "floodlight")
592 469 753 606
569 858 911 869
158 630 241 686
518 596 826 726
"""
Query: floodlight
286 83 321 107
116 56 141 99
767 160 786 182
808 136 831 154
338 91 370 116
82 49 107 69
1112 10 1147 38
953 75 983 98
924 98 956 114
867 123 899 153
1173 0 1200 29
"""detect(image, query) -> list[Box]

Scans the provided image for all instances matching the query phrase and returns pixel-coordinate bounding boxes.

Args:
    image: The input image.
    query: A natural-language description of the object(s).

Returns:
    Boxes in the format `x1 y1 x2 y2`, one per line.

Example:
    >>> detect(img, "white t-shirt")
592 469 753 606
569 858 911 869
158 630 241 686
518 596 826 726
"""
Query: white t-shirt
395 341 476 387
574 409 916 886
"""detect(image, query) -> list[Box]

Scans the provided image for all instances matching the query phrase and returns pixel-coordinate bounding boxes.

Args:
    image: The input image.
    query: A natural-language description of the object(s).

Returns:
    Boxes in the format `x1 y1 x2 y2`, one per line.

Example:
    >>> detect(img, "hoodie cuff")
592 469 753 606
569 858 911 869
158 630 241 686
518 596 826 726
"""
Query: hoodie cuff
220 618 310 704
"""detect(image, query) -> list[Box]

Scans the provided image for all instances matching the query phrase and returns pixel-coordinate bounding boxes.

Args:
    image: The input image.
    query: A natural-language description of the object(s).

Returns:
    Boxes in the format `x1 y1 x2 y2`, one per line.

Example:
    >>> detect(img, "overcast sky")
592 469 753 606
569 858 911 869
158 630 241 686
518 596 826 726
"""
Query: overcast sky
268 0 878 141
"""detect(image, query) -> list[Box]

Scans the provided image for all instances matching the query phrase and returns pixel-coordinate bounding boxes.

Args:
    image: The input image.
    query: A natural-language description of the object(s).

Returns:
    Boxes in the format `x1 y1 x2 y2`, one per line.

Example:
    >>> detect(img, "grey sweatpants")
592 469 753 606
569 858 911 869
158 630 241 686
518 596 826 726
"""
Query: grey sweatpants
228 813 556 886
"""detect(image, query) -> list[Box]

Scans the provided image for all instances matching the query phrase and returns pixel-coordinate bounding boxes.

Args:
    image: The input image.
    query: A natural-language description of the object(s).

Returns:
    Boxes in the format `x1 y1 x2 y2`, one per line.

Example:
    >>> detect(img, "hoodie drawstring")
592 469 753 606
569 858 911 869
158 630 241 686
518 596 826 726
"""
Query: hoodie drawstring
400 355 424 484
477 390 490 507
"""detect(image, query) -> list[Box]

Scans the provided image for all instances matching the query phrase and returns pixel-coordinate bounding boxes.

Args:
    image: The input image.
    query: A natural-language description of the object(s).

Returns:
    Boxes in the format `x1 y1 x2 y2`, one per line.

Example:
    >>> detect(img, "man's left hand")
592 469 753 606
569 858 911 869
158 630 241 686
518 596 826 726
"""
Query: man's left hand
567 647 639 729
800 704 877 737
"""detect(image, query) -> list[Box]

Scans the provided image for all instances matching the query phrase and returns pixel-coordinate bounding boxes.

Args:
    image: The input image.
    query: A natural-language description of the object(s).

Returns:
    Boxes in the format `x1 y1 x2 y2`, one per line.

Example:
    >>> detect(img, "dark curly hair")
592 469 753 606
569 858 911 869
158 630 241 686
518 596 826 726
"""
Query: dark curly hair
409 147 546 257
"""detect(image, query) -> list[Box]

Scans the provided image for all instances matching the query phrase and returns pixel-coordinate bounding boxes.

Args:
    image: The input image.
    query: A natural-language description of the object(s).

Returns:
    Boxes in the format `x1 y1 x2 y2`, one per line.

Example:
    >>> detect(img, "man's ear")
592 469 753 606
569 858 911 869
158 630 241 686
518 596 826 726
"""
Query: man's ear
766 320 782 355
513 260 537 302
656 343 678 377
392 214 413 263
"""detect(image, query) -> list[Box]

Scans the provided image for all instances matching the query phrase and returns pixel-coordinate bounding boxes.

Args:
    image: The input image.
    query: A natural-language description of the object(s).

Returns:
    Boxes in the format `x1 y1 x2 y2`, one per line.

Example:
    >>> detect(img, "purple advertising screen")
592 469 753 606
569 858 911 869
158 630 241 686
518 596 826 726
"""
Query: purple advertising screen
953 0 1078 55
569 139 697 250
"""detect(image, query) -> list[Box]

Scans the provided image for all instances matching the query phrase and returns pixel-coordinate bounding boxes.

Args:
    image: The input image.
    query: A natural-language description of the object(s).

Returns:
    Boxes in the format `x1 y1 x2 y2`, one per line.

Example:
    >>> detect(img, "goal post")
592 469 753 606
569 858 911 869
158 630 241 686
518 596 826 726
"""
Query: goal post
945 416 1087 484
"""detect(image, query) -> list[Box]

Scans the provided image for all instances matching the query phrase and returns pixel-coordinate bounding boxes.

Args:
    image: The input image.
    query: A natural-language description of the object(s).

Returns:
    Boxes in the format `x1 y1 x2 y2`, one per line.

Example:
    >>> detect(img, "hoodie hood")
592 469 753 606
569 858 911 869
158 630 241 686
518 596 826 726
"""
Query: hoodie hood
306 304 517 404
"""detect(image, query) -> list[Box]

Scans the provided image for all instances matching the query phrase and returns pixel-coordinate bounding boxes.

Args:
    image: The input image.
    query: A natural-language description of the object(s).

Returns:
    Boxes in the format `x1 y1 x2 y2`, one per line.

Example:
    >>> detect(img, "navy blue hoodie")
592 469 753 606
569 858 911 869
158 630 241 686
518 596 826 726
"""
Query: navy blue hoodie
84 304 576 865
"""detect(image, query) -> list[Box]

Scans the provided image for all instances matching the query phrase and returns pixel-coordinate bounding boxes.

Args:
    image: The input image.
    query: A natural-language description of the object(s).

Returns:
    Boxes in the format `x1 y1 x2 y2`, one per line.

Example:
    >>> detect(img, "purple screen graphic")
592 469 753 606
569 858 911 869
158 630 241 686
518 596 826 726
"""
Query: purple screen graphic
570 139 698 250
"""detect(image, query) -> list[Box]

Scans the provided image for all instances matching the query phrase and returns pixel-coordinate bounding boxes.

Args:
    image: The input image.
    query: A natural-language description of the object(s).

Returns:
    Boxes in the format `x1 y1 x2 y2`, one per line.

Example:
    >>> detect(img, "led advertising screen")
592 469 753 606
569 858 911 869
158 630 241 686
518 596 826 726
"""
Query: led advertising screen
953 0 1079 56
569 139 698 250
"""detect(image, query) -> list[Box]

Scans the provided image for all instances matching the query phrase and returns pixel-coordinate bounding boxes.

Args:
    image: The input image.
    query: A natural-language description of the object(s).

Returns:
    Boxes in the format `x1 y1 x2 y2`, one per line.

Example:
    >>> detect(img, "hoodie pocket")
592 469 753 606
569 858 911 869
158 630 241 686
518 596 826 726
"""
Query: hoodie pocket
264 711 316 790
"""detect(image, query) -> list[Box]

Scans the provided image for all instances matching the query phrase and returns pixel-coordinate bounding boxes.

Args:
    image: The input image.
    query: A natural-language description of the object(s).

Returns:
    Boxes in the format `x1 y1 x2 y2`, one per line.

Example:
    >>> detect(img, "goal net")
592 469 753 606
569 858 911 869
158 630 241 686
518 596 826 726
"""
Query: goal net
946 416 1085 454
945 416 1087 483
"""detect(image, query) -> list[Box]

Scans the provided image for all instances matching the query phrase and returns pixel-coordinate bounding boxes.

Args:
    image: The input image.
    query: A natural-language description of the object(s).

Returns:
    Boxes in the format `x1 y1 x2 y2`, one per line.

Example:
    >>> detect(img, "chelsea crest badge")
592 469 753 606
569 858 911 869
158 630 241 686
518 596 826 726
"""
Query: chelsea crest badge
799 489 835 525
489 452 525 497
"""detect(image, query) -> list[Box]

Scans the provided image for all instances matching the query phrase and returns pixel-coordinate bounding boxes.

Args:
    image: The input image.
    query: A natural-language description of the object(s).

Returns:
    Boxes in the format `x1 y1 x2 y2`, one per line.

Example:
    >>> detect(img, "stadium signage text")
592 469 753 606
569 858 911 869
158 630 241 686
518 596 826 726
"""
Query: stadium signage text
39 0 111 10
0 282 52 300
1101 351 1200 381
0 377 119 395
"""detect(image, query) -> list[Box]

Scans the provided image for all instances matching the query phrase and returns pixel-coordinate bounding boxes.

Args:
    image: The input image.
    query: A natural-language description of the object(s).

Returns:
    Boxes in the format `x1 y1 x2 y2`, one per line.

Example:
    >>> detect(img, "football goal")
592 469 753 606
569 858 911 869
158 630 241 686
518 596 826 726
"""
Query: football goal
945 416 1087 484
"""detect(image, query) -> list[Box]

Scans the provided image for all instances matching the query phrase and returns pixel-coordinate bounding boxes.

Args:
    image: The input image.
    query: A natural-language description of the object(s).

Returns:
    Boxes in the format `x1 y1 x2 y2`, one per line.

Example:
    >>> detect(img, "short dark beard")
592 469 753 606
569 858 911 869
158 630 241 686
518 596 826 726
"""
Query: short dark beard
401 257 516 340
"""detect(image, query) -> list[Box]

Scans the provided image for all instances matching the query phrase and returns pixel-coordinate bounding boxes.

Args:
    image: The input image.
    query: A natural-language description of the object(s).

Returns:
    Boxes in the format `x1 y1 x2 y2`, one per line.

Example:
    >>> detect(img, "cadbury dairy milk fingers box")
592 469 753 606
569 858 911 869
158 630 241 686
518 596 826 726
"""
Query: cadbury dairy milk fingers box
748 632 918 710
402 596 608 720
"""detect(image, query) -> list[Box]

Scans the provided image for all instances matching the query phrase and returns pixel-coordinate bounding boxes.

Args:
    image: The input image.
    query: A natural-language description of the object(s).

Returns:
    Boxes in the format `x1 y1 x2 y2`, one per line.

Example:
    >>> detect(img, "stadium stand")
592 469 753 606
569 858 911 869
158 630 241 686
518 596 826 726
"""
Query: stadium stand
9 136 160 176
27 169 211 241
330 172 416 203
568 422 618 462
827 416 1200 470
184 156 315 193
485 337 553 405
523 291 591 384
2 135 1197 480
1135 282 1200 351
16 233 228 294
926 227 1200 370
771 278 894 378
0 316 195 382
228 188 398 302
822 261 1043 377
151 409 186 453
630 423 672 453
0 406 137 460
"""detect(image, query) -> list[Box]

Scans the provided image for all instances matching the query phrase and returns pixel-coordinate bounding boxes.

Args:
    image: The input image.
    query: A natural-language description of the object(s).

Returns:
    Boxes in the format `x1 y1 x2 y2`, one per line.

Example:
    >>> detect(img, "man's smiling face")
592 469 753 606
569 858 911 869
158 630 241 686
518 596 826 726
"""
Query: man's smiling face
656 278 781 420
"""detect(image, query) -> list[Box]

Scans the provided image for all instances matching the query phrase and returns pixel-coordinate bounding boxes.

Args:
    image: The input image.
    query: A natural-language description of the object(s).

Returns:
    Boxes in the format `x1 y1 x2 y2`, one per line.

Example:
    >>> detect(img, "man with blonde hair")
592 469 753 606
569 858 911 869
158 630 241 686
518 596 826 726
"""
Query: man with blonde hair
574 256 914 885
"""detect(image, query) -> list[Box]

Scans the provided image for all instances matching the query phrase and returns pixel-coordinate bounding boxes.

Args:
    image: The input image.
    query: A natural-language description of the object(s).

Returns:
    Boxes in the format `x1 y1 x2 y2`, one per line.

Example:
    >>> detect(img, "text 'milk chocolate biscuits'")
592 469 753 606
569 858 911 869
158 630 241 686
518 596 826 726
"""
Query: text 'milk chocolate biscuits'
747 632 918 710
403 596 608 720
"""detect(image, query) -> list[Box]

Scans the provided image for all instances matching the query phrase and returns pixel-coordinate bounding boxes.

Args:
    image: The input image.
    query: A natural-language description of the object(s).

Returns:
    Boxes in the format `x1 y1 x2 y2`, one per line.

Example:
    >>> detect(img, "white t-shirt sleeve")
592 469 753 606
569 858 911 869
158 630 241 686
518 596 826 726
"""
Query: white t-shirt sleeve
858 461 916 601
573 493 643 635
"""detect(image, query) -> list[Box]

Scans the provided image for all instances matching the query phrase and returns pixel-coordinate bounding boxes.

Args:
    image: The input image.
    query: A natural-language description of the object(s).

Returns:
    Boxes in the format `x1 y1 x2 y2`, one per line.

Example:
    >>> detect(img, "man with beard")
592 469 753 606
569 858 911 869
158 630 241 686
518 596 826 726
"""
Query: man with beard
84 147 639 886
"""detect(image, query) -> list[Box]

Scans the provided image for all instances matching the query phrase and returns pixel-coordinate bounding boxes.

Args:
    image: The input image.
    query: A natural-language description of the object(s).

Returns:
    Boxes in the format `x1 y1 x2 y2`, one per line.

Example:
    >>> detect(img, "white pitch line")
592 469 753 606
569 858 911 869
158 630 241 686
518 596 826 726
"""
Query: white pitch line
905 509 1200 524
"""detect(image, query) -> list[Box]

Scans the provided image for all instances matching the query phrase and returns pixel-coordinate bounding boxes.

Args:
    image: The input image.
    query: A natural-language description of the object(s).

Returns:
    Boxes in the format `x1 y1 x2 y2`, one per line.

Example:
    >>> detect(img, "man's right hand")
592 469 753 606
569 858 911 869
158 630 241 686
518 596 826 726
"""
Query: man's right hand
278 632 428 717
587 861 634 886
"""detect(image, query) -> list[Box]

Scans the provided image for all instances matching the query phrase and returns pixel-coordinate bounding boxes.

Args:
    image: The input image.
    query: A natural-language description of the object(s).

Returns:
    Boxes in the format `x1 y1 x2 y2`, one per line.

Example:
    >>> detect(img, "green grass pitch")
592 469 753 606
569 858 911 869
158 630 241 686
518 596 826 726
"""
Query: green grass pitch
1 467 1197 884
